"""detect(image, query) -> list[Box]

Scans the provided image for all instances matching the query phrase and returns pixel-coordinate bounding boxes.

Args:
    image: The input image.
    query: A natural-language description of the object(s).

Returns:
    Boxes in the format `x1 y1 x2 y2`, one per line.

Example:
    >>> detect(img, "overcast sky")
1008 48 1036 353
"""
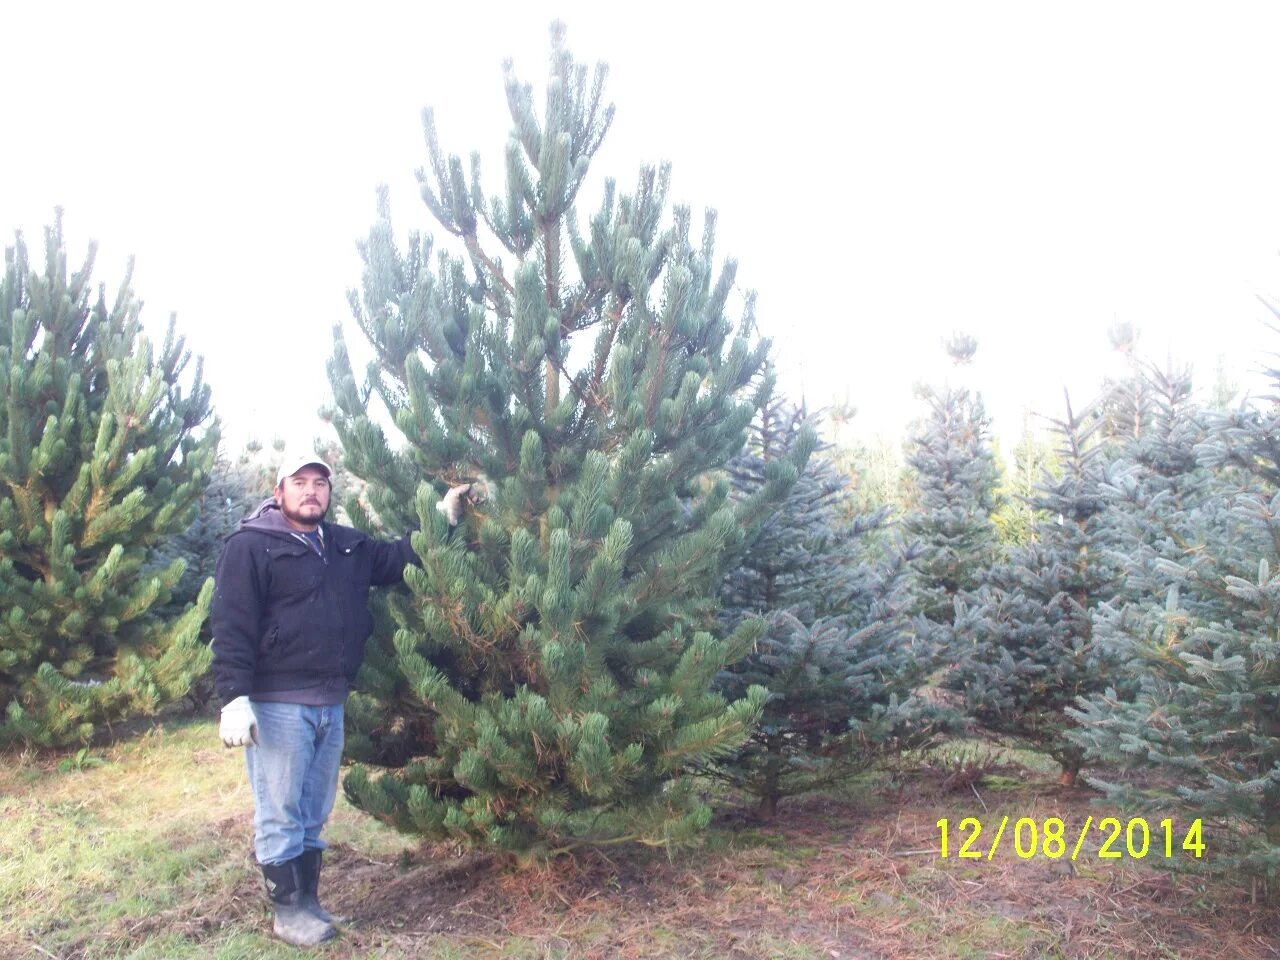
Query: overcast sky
6 1 1280 458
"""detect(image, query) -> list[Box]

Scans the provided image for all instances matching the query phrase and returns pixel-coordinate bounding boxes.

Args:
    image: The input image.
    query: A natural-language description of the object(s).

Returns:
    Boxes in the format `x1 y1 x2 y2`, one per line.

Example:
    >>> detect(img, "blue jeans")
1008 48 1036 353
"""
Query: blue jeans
244 701 345 866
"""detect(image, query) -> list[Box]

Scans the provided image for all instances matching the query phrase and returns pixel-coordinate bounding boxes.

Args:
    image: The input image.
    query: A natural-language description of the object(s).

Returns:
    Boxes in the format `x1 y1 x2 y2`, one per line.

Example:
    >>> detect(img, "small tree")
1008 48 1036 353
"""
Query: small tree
991 416 1057 548
0 214 217 746
712 397 946 817
1094 322 1155 445
902 340 1003 637
329 25 800 854
150 452 261 621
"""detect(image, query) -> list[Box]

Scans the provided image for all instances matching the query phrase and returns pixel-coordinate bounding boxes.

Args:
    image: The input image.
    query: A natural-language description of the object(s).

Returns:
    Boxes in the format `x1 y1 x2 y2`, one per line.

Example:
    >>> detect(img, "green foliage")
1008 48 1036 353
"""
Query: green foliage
0 213 217 746
991 420 1058 548
331 26 789 854
830 435 911 521
57 747 106 773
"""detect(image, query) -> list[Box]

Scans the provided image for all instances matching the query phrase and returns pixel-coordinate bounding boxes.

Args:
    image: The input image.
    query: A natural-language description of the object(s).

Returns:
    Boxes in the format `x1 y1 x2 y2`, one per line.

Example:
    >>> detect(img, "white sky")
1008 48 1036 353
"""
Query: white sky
5 1 1280 459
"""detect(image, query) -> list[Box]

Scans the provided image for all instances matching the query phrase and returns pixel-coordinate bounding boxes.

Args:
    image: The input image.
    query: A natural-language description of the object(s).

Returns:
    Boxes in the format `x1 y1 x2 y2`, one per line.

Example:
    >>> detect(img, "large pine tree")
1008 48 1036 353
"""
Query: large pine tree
712 397 946 817
328 25 800 855
0 214 217 746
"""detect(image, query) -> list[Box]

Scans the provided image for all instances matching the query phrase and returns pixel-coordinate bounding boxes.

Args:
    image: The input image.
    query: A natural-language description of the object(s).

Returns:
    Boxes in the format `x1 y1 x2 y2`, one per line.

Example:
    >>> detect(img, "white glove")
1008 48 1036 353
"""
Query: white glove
220 696 258 747
436 483 473 527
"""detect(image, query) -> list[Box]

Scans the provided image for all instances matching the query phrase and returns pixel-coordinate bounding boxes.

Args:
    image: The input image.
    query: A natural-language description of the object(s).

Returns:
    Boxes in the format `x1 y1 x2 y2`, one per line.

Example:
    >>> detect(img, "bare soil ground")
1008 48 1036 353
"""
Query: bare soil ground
204 777 1280 958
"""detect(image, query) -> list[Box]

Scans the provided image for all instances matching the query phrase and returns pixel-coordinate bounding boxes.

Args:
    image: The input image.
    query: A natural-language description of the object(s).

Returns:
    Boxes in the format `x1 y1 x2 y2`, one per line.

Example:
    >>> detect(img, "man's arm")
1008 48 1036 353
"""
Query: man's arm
210 534 267 705
367 484 473 586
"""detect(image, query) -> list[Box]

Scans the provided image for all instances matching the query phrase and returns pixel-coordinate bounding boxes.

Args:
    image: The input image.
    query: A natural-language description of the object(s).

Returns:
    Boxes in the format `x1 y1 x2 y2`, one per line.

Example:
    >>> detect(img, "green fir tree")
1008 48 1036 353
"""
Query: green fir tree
327 25 799 855
0 214 217 746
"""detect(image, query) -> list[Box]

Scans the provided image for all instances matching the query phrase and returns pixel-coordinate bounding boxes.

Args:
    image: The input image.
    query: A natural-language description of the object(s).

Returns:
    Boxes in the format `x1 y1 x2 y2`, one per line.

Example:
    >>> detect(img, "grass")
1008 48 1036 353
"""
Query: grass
3 713 1278 959
0 716 413 959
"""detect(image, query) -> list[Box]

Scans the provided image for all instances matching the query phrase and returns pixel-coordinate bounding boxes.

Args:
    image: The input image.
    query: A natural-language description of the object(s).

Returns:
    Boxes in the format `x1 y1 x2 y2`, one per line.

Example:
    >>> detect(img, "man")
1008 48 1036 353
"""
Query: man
211 452 470 947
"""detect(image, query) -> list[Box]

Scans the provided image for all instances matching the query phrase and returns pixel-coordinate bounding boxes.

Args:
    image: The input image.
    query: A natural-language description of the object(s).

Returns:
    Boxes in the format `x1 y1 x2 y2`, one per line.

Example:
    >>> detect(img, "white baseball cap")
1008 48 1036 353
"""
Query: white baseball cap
276 452 332 487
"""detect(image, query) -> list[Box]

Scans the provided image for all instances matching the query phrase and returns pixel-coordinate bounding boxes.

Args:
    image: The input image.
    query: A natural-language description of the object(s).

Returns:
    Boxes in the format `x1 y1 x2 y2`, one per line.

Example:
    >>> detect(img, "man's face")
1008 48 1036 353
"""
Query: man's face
275 465 331 530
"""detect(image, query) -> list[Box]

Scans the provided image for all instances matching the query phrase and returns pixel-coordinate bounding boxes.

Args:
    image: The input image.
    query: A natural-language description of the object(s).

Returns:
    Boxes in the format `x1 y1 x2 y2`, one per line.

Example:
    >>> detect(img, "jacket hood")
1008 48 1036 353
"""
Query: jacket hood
240 498 311 536
236 498 362 550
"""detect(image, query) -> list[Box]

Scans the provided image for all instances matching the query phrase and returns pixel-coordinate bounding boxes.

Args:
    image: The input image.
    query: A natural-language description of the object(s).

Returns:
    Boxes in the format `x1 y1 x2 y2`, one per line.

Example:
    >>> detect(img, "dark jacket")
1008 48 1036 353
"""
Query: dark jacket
210 500 418 705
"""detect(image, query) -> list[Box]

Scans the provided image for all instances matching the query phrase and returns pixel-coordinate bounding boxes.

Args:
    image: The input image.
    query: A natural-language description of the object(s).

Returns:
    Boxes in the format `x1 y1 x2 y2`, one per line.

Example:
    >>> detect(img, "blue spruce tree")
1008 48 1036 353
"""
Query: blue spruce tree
902 336 1003 640
1070 355 1280 897
1099 363 1222 608
713 396 947 817
149 452 261 628
949 395 1125 784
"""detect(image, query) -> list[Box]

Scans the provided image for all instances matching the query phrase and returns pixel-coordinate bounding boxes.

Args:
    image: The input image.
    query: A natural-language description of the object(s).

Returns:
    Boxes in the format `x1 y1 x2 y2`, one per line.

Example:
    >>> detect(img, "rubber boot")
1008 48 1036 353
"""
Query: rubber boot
261 858 337 947
297 848 336 924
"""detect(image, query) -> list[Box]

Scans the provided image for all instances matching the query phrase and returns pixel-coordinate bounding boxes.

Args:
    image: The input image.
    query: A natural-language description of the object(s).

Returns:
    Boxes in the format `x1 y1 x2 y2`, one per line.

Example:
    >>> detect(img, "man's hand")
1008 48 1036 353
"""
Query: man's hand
436 483 473 527
220 696 258 747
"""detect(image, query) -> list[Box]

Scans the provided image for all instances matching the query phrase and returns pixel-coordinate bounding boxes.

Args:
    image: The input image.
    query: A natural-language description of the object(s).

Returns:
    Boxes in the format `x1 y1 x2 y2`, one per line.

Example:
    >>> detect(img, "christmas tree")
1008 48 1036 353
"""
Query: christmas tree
1069 356 1280 896
1099 363 1220 608
328 25 799 854
149 452 261 624
1093 322 1155 445
712 396 947 817
902 337 1003 637
949 395 1125 784
991 415 1057 549
0 214 217 746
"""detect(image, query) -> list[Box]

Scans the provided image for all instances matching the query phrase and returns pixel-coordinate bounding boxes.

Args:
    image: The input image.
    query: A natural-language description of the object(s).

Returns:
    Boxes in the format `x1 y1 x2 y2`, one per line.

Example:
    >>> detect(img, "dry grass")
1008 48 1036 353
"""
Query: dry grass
3 715 1278 959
